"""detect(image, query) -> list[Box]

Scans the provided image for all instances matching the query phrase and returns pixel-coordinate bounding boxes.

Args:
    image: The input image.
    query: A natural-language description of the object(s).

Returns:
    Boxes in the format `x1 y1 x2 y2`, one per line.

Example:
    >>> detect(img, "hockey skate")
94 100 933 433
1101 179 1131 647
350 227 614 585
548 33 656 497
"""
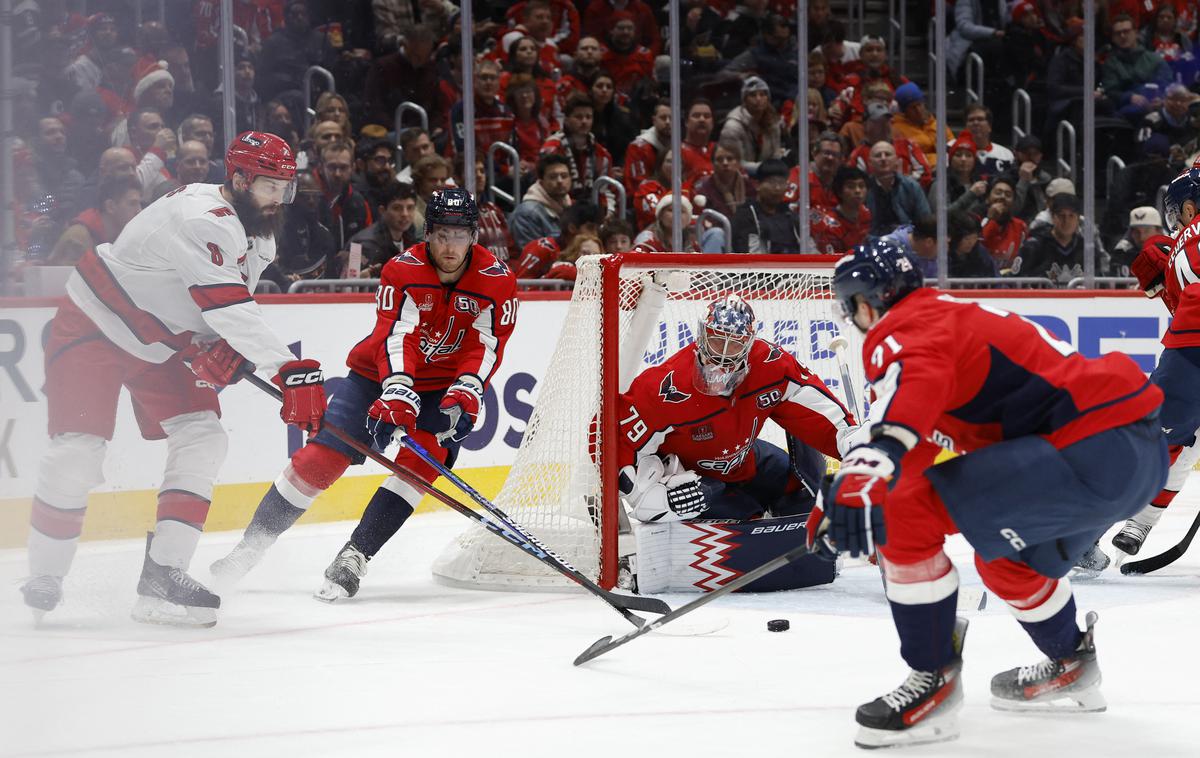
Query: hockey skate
990 611 1106 713
1070 541 1110 579
209 535 273 588
314 541 369 602
131 534 220 628
854 617 969 749
1112 505 1165 558
21 575 63 623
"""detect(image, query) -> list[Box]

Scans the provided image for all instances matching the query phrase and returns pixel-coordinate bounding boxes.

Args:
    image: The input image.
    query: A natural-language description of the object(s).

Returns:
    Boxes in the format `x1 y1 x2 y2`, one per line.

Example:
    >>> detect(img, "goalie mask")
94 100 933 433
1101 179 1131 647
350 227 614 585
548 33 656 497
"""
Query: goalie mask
694 295 757 396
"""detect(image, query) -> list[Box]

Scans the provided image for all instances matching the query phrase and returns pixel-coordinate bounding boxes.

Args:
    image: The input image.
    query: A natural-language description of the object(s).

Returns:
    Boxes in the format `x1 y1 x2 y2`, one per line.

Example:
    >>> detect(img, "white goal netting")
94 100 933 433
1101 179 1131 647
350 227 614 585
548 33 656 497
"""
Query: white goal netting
431 254 866 591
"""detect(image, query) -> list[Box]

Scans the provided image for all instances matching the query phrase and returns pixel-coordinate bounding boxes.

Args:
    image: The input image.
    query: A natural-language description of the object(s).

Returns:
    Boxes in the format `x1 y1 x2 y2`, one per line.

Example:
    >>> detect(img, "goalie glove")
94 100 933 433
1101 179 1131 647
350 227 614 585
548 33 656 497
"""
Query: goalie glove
438 376 483 443
271 359 326 433
367 376 420 451
825 445 893 558
183 339 252 387
621 454 708 522
804 493 838 562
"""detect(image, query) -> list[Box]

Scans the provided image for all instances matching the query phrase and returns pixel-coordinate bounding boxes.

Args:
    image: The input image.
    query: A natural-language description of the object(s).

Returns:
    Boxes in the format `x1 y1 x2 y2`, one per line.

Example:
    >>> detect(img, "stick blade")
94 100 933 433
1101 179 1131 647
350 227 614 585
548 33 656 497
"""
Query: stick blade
606 592 671 615
1120 550 1179 575
574 636 614 666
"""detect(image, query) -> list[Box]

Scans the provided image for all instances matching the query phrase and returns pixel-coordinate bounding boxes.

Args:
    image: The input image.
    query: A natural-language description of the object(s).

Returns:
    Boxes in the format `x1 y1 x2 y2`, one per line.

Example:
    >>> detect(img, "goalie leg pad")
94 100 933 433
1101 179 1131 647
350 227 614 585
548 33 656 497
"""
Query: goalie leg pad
632 512 837 594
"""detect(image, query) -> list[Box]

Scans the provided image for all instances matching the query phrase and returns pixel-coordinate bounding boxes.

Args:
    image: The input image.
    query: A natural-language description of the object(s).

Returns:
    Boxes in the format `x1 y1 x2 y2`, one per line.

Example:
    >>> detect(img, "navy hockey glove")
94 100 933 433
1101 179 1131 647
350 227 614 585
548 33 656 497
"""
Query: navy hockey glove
439 376 482 443
826 446 892 558
368 376 420 450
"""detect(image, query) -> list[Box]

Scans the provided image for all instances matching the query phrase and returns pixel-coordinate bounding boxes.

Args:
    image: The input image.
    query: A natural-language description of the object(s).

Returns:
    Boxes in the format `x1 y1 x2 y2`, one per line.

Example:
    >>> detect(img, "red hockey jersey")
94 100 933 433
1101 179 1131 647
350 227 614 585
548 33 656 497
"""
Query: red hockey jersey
861 288 1161 455
617 340 855 483
1164 215 1200 348
347 243 519 392
811 205 872 256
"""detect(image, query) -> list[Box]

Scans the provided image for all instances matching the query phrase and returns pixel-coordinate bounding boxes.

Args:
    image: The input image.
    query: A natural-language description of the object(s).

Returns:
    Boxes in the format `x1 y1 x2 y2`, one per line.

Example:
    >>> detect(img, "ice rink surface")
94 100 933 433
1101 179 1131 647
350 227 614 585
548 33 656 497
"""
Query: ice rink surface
3 483 1200 758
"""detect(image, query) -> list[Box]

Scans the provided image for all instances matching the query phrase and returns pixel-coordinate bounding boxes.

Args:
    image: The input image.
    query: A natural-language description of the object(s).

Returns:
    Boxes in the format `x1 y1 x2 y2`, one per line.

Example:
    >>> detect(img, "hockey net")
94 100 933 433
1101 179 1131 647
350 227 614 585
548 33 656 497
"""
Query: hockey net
431 254 866 591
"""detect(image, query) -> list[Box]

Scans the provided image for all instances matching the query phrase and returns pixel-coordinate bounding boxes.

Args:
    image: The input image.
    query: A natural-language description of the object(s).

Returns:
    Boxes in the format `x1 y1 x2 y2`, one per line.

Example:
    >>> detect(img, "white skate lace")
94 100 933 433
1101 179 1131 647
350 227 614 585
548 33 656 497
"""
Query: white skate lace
332 546 367 576
1120 520 1152 541
882 670 937 710
21 575 62 595
1017 659 1059 684
167 567 208 594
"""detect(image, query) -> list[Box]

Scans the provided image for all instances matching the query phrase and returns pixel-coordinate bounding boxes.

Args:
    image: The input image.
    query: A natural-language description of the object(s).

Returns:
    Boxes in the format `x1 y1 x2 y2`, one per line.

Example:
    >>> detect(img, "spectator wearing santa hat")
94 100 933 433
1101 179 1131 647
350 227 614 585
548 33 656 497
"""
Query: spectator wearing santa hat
633 194 707 253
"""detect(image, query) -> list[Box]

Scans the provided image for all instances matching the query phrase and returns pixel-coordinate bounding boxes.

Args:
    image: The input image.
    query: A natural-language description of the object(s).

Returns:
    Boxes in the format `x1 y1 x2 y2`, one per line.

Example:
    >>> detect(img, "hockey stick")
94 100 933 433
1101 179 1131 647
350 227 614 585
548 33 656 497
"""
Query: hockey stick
399 433 671 616
828 335 861 420
574 541 814 666
245 374 666 625
1120 509 1200 575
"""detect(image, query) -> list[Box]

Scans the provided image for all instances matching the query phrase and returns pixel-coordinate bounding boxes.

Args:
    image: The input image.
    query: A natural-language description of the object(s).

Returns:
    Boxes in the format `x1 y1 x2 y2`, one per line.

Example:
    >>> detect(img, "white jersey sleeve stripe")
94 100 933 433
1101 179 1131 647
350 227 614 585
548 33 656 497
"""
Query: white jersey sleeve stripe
472 305 500 382
784 383 851 429
385 293 420 378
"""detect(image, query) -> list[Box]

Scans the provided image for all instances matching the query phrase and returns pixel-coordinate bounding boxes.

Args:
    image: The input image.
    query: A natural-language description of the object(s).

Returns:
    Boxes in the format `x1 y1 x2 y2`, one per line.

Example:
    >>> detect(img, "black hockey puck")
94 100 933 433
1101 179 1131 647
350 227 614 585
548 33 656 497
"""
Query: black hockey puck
767 619 790 632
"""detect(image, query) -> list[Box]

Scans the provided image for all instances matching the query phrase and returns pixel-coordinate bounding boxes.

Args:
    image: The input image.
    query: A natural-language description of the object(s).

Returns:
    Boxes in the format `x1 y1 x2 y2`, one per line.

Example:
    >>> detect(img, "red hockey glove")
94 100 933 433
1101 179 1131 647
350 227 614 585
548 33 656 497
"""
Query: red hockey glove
368 376 420 449
1131 235 1173 299
826 446 893 559
439 376 483 443
804 496 838 562
183 339 252 387
271 359 326 433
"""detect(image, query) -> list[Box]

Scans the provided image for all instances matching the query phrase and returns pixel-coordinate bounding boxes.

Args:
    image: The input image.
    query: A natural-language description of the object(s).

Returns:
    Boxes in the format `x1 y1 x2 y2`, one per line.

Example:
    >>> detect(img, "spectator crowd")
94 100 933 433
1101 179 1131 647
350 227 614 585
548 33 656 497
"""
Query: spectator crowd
9 0 1200 290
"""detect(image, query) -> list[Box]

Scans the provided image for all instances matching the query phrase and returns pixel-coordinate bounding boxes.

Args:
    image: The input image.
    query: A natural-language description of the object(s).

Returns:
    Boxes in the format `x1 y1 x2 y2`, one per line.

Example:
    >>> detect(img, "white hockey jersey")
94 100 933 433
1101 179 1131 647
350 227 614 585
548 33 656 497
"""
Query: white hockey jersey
65 183 296 372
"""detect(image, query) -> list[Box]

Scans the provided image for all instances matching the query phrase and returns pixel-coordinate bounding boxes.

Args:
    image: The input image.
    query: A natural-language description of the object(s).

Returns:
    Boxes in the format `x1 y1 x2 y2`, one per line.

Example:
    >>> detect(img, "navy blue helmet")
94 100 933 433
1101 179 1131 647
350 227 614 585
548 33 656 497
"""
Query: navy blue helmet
1163 167 1200 234
425 187 479 237
831 238 924 321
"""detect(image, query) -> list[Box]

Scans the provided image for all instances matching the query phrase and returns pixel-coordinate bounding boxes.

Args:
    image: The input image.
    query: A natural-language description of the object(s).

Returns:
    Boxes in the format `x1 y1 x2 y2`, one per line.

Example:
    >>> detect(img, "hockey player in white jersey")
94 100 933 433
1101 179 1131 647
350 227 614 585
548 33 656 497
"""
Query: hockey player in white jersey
20 131 328 627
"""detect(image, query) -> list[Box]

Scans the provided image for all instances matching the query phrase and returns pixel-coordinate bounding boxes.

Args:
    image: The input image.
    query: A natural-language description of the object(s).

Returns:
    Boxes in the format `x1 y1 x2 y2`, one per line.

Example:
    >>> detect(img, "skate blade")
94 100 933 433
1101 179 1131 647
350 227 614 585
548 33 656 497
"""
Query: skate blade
30 608 47 627
989 688 1107 714
131 595 217 628
854 713 960 750
313 580 350 603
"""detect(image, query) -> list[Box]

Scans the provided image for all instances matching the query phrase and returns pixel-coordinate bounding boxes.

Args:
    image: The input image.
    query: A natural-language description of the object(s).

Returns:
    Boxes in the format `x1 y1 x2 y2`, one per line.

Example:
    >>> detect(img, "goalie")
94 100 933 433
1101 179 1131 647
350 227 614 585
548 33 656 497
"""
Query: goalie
615 294 861 593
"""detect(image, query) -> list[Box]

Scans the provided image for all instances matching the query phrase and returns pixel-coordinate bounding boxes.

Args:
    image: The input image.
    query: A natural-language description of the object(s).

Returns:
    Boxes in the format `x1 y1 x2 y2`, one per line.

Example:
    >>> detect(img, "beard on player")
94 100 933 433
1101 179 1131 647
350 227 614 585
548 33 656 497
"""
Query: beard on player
230 185 286 239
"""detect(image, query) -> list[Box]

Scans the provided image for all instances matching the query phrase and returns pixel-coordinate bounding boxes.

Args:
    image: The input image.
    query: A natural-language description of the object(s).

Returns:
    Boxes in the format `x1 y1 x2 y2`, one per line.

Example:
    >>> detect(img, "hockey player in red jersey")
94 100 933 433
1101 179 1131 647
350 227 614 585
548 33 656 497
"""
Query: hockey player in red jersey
1106 168 1200 559
615 295 859 592
211 188 519 601
20 132 328 627
818 240 1166 748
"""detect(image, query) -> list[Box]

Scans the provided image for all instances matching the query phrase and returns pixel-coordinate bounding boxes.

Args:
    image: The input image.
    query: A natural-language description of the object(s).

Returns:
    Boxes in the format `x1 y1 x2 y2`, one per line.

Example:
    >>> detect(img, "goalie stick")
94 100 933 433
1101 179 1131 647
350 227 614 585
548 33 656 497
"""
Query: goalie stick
574 541 814 666
399 433 672 618
1120 509 1200 575
244 373 670 625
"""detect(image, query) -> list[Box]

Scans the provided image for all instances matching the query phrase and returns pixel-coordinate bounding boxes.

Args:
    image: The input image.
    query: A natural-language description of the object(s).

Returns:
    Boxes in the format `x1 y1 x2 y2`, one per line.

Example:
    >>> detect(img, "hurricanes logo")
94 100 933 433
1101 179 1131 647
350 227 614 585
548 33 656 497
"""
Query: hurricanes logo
658 371 691 403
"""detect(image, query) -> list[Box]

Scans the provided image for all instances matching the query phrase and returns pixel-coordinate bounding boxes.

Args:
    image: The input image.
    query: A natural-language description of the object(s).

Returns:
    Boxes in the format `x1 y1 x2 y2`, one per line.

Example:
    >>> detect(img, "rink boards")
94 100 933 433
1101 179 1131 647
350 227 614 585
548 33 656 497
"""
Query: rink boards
0 290 1166 547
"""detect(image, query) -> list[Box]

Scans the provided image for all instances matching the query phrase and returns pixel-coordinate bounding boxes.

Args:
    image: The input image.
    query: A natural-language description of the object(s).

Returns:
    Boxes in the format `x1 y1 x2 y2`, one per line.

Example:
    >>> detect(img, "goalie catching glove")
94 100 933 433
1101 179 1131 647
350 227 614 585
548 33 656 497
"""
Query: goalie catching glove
621 454 707 523
367 375 420 450
183 339 252 387
271 359 326 433
439 376 483 443
824 445 893 558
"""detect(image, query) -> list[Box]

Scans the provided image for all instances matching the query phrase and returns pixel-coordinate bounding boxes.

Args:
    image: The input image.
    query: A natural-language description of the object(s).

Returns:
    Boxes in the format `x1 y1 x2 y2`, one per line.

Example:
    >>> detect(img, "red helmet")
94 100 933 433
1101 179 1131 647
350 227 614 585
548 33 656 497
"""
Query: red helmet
225 131 297 183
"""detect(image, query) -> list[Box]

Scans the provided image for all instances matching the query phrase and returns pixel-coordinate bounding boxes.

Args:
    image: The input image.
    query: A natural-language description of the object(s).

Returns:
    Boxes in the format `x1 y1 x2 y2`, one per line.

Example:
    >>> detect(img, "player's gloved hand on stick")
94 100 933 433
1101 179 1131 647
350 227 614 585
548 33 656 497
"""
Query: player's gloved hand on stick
368 376 420 450
183 339 253 387
438 376 482 443
804 495 838 562
825 445 892 558
272 359 326 433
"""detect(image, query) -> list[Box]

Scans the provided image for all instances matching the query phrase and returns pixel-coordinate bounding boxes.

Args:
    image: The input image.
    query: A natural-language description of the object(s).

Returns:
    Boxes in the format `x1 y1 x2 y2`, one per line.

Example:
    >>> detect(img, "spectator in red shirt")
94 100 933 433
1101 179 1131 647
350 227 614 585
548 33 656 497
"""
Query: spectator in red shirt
583 0 661 56
811 166 871 256
499 0 568 71
601 12 655 96
558 36 605 105
46 176 142 265
450 59 515 171
680 99 717 185
500 36 559 123
633 150 697 230
693 140 756 222
505 0 581 55
624 99 672 195
540 92 615 205
785 131 842 212
980 176 1028 267
846 102 932 189
507 75 558 179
